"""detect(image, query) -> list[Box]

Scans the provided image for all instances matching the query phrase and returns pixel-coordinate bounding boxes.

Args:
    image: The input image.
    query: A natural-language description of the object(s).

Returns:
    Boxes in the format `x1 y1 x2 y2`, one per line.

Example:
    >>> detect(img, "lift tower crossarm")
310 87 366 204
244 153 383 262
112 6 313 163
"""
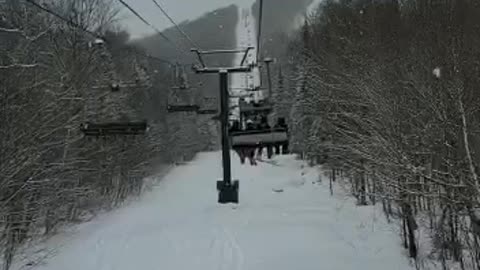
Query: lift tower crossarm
191 47 254 69
192 66 252 74
191 47 254 55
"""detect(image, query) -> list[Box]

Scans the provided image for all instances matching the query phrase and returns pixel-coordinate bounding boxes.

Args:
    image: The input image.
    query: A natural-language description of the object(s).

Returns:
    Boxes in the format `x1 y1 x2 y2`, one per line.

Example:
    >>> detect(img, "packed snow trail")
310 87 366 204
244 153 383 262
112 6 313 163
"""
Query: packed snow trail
30 152 413 270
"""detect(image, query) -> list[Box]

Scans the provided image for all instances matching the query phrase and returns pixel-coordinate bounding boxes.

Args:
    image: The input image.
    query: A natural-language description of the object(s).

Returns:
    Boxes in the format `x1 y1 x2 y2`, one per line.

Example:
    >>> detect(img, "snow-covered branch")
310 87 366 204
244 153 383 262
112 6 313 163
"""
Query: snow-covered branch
0 27 21 33
0 63 39 69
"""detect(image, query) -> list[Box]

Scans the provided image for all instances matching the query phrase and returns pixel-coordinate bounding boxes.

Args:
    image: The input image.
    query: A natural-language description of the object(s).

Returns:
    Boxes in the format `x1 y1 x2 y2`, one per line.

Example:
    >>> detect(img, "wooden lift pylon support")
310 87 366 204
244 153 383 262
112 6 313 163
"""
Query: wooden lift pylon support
192 47 253 204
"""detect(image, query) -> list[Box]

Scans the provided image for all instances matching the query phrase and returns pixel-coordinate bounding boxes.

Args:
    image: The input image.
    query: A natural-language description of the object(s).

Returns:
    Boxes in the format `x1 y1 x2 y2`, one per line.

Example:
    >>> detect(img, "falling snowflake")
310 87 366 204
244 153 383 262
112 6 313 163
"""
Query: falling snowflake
433 67 441 78
360 9 364 15
94 38 105 44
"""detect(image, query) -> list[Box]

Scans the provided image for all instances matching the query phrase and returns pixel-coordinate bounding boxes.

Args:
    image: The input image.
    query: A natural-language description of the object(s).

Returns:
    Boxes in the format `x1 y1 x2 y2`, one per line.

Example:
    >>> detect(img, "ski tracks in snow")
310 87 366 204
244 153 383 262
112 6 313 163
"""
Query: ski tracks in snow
211 226 245 270
23 152 414 270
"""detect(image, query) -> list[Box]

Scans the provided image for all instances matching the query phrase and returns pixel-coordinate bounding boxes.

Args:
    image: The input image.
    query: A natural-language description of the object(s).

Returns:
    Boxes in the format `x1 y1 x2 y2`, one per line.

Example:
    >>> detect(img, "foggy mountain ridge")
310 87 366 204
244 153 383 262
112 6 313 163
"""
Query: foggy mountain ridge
133 4 238 99
133 1 317 98
252 0 314 60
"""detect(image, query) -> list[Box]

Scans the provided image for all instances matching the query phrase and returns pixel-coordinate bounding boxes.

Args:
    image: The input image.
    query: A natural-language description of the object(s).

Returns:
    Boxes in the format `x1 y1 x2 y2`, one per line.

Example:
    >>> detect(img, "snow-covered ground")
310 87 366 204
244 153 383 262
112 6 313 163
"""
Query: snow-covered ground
18 152 414 270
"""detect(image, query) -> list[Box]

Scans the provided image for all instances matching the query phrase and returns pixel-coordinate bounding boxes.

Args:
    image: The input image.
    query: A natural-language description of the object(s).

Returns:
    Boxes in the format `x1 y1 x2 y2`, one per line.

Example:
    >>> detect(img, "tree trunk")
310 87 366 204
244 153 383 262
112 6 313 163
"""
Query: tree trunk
330 168 334 196
459 98 480 196
370 175 376 205
359 169 367 206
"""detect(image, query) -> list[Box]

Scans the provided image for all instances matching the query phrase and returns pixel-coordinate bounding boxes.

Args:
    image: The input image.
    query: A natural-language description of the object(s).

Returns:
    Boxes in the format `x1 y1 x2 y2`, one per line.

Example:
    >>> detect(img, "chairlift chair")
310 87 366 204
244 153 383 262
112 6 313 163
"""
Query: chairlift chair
229 58 289 158
167 88 219 114
166 84 199 113
197 97 219 115
166 63 211 113
80 121 148 136
80 43 149 138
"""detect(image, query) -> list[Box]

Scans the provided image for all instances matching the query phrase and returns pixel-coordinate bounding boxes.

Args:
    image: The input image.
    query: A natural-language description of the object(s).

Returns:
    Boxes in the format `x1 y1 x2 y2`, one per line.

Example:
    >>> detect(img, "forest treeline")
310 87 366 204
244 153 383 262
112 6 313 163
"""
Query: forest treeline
0 1 216 269
6 0 480 269
275 0 480 269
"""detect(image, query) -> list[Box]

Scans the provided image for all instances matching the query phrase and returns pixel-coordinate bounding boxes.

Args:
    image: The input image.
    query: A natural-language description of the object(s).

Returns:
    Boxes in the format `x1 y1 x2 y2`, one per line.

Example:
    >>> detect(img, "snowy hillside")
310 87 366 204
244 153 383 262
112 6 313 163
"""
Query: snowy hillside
14 153 414 270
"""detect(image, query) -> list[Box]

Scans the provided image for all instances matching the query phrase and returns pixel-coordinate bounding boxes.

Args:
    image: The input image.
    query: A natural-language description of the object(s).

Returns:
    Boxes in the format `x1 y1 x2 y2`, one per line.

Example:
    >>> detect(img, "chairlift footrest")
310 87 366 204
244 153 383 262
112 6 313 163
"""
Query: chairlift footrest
230 129 288 147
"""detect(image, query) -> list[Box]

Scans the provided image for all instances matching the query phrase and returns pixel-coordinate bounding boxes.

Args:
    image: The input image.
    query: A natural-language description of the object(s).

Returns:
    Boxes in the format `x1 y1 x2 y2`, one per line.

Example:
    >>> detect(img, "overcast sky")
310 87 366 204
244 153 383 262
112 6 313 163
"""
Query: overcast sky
120 0 249 39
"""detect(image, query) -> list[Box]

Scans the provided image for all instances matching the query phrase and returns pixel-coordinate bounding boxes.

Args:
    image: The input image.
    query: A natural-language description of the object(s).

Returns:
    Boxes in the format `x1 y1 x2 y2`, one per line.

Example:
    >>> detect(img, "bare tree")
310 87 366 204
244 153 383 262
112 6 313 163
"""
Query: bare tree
277 0 480 268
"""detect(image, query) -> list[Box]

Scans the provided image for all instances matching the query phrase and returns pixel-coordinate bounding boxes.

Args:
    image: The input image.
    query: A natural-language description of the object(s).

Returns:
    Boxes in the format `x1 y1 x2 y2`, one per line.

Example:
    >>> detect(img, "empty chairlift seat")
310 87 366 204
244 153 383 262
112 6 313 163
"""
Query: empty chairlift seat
80 121 148 136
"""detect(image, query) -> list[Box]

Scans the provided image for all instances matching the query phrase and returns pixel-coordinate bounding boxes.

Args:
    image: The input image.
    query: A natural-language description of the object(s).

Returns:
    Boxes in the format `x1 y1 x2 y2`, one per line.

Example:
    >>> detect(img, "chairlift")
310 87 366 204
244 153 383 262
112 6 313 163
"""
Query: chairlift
82 89 149 136
166 79 215 114
166 65 199 113
166 63 219 114
167 89 218 115
80 121 147 137
197 96 219 115
80 44 149 138
229 57 289 160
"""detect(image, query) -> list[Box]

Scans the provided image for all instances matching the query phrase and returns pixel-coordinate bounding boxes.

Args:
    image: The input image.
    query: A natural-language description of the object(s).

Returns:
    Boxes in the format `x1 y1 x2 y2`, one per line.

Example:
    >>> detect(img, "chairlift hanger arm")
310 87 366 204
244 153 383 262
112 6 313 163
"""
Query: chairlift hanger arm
191 49 206 68
240 47 254 66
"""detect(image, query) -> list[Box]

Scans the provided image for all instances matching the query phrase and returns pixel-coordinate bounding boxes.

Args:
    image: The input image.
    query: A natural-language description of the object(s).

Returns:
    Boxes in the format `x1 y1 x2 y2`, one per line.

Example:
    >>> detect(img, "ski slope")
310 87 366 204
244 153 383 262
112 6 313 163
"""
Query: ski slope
26 152 413 270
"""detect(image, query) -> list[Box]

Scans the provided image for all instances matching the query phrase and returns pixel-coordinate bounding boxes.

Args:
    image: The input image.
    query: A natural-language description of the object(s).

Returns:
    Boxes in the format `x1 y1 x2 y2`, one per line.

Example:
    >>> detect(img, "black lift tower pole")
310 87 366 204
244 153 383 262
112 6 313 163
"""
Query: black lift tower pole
192 47 253 204
219 70 232 187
